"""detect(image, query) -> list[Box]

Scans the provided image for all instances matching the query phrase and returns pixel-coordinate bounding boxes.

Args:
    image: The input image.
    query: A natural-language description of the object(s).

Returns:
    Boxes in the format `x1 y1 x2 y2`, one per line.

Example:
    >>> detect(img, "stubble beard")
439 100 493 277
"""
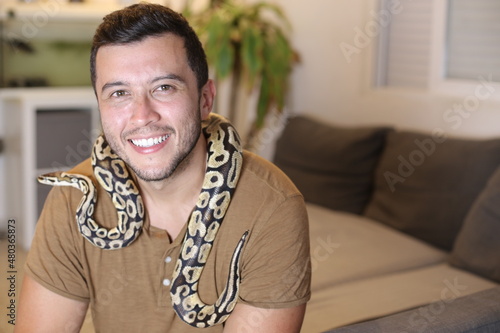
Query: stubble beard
103 112 203 183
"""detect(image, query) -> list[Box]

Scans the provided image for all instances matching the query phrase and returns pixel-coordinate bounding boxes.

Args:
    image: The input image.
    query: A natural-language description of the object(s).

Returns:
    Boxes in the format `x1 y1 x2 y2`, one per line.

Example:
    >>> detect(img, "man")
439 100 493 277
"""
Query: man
16 3 310 332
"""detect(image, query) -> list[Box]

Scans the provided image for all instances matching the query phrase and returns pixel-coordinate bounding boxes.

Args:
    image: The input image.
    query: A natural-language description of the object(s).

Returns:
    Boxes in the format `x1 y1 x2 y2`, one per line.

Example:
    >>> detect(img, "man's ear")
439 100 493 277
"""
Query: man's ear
200 79 216 120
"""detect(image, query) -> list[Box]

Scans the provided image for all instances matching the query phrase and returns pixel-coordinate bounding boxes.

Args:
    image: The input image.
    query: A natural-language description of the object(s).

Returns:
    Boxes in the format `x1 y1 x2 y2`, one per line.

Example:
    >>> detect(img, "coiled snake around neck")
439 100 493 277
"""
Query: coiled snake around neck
38 113 247 328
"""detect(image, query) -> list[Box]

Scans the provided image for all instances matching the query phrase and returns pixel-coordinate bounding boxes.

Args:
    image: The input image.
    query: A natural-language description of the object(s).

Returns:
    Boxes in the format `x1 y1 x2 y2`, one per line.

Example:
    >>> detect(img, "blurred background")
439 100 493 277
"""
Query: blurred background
1 0 500 247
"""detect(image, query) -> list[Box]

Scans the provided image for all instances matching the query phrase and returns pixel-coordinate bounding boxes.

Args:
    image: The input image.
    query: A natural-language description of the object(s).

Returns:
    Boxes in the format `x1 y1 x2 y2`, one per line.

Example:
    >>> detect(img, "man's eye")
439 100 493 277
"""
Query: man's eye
157 85 173 92
111 90 127 97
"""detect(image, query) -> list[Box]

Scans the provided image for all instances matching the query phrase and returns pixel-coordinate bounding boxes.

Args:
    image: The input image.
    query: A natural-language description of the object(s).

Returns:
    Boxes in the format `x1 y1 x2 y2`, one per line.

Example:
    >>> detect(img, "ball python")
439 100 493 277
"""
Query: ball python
38 113 248 328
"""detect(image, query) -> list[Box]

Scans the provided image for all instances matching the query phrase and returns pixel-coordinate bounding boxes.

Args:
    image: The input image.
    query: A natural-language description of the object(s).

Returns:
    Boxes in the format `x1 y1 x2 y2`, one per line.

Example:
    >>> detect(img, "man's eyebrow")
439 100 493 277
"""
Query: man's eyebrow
100 75 187 94
151 74 186 85
101 81 128 94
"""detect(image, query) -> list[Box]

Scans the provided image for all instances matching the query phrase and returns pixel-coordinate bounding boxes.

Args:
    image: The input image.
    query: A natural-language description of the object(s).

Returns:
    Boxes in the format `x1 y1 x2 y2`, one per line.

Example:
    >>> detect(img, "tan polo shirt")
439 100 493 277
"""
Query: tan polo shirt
25 151 311 332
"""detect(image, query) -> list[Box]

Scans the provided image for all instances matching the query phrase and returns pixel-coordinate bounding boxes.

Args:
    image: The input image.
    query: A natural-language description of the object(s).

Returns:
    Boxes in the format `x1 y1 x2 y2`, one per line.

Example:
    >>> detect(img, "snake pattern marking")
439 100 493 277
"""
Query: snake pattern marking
38 113 248 328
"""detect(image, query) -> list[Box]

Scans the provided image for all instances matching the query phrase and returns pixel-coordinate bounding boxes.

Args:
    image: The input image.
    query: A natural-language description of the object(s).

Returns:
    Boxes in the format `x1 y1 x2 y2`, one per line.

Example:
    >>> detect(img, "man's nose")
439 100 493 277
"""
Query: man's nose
130 94 161 126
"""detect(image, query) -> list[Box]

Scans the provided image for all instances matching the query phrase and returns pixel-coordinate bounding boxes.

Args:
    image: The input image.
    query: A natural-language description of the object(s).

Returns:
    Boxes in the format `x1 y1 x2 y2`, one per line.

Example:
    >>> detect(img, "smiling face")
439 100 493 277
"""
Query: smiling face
95 33 214 182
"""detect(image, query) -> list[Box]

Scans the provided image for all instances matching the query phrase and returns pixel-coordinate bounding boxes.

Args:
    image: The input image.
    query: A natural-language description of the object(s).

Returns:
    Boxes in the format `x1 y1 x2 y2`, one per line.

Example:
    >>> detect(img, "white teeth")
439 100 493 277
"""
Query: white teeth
131 134 169 148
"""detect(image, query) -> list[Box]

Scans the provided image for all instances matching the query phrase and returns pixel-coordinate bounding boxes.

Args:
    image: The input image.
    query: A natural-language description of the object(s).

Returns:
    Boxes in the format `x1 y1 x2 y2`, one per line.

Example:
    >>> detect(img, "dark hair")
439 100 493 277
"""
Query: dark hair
90 3 208 91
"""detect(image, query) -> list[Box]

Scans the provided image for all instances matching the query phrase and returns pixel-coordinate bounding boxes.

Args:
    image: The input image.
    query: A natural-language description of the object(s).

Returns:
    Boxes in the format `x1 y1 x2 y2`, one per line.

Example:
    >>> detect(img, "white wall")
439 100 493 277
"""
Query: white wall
270 0 500 138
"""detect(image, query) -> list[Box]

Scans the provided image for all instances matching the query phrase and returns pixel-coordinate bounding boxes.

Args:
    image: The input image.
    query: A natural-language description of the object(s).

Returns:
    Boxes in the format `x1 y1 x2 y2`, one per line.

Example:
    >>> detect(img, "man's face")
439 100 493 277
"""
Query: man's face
95 33 213 182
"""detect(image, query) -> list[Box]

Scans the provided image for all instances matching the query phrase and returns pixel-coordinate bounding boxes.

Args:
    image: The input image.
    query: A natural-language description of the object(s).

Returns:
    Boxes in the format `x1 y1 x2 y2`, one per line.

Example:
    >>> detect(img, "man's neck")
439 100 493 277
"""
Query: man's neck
136 135 207 239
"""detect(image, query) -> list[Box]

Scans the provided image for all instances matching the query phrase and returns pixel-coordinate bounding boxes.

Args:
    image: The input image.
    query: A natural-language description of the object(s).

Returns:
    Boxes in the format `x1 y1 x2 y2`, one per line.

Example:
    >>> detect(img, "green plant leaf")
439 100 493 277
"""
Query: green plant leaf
252 2 292 31
216 40 234 78
241 25 264 90
256 73 271 128
266 29 293 109
204 14 234 79
186 0 296 130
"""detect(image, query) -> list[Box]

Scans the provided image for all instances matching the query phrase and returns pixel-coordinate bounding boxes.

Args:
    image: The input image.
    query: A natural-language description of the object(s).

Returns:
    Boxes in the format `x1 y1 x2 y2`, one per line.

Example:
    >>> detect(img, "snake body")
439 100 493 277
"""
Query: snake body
38 114 247 327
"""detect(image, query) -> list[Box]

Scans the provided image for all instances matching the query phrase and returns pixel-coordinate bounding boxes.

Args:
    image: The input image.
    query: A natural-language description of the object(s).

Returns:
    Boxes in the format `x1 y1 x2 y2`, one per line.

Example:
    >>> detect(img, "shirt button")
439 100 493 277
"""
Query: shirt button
165 256 172 263
162 279 171 287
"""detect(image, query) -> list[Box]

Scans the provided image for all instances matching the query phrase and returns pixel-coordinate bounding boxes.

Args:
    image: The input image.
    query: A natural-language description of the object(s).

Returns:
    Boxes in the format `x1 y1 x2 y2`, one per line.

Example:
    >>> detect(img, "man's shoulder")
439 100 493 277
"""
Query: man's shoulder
239 150 302 200
67 158 93 177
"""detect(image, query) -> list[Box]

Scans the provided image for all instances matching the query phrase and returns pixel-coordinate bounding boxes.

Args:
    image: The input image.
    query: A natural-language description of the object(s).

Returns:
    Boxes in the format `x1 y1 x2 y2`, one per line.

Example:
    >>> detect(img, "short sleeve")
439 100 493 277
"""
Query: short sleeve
24 186 90 302
238 194 311 308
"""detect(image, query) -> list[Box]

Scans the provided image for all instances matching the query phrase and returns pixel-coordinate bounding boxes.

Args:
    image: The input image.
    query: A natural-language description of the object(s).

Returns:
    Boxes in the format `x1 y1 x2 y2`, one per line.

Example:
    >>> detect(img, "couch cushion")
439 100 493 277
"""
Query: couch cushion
364 130 500 250
450 166 500 283
273 116 392 214
307 203 447 292
324 286 500 333
302 263 498 333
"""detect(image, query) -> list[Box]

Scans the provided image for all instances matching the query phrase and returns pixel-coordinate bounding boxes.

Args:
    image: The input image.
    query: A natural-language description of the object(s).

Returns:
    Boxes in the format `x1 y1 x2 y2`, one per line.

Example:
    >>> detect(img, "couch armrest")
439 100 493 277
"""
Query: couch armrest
324 286 500 333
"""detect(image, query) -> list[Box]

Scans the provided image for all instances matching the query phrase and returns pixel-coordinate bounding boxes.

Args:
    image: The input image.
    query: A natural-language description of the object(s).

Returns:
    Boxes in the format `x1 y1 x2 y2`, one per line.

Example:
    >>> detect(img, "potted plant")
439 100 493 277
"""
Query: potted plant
183 0 297 144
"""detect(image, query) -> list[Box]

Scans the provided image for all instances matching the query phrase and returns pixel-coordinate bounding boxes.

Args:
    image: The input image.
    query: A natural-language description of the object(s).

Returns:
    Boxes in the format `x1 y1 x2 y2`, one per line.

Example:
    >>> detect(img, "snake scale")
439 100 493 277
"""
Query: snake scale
38 113 248 328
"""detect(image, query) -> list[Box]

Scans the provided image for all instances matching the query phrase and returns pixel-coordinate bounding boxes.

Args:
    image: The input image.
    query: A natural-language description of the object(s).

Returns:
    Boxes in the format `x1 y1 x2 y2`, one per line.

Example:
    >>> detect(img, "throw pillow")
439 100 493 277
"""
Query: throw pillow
364 130 500 250
273 116 392 214
450 166 500 283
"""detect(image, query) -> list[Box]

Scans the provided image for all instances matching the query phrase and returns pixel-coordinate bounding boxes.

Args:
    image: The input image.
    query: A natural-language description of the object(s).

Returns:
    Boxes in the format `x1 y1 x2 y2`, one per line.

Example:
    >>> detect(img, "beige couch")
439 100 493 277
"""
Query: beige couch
273 116 500 332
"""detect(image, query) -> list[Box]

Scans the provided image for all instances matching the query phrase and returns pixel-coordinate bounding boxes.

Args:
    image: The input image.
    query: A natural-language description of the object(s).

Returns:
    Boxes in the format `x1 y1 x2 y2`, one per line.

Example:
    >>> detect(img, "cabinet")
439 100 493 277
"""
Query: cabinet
1 87 99 249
